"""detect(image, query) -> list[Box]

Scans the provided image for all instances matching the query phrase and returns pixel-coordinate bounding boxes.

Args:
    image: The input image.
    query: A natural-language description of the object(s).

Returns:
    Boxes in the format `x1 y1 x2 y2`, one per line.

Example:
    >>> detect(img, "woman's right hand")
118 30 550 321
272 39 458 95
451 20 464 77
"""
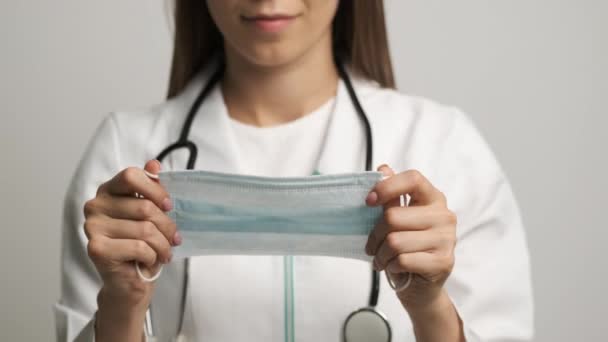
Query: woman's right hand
83 159 179 341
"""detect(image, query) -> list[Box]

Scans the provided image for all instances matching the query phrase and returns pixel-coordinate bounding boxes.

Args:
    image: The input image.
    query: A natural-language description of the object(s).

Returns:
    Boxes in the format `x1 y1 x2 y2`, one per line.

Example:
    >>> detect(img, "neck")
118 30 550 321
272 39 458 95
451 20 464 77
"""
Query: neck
221 36 339 127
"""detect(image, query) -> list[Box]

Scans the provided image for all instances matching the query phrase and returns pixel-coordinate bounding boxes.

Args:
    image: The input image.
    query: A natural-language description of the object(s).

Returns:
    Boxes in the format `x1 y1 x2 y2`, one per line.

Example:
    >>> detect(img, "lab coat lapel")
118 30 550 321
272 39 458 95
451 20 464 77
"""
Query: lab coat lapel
168 72 244 174
316 76 370 174
150 261 187 342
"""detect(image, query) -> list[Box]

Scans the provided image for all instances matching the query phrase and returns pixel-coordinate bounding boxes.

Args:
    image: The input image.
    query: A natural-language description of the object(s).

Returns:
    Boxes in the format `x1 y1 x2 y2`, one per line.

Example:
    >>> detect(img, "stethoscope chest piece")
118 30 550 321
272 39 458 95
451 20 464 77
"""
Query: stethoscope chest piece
343 307 391 342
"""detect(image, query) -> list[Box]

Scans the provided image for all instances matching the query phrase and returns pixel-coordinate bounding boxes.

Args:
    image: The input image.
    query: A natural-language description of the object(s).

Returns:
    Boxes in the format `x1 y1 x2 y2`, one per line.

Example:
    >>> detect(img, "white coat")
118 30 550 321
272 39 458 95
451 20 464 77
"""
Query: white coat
54 65 534 341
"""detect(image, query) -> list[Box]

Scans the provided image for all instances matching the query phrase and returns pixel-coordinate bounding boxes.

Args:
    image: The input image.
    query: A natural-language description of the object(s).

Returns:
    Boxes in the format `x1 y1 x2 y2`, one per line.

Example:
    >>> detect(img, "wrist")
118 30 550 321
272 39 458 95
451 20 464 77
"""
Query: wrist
403 289 453 321
403 289 464 342
95 287 149 342
97 284 151 312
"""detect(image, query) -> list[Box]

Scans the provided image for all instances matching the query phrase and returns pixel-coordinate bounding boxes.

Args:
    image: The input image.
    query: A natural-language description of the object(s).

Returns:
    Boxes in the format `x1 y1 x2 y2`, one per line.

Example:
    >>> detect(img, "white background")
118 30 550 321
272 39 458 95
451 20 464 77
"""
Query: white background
0 1 606 341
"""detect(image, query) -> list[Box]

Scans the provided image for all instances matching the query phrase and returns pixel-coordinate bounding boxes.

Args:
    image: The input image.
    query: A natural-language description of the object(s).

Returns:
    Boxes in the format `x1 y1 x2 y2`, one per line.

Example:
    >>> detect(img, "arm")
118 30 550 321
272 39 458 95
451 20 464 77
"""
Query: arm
440 110 534 341
366 166 464 342
54 115 177 341
367 109 533 341
54 115 120 341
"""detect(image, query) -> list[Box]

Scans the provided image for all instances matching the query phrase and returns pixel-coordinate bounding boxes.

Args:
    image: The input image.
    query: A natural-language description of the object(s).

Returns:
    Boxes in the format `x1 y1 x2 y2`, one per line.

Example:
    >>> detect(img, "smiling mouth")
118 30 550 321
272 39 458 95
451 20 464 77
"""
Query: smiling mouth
241 13 300 33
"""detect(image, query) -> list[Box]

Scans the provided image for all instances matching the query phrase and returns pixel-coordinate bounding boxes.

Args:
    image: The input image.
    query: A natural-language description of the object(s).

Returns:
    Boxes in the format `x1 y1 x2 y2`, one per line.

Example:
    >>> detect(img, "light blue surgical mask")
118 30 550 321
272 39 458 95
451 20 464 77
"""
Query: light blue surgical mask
158 170 383 261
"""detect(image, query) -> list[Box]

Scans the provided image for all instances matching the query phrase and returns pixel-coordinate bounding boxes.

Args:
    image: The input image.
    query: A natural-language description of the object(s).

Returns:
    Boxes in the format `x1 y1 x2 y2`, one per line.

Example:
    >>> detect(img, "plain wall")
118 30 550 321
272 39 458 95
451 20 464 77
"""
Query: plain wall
0 1 606 341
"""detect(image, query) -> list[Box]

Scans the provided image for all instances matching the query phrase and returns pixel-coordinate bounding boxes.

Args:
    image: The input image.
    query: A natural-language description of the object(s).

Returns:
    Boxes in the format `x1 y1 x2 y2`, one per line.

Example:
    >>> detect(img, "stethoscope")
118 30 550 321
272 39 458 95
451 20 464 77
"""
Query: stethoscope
144 60 406 342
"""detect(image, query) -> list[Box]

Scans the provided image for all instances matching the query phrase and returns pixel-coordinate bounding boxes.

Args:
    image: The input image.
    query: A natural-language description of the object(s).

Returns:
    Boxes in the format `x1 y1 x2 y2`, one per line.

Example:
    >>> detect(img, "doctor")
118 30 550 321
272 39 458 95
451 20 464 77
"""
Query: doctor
55 0 533 341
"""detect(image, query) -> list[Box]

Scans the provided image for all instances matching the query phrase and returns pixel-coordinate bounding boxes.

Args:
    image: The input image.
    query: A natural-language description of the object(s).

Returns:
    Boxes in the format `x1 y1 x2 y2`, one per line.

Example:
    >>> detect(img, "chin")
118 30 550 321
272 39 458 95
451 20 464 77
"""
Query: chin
234 41 308 69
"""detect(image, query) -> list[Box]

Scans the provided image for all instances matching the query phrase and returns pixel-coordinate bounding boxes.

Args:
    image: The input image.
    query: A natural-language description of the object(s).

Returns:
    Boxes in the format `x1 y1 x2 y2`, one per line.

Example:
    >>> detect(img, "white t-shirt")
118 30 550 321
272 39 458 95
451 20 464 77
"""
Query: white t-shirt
182 96 337 340
228 97 335 177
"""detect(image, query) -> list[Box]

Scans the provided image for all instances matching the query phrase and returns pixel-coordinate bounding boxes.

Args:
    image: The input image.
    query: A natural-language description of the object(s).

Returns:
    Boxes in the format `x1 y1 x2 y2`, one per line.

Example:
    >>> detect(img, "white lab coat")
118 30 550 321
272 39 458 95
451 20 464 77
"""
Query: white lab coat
54 65 534 341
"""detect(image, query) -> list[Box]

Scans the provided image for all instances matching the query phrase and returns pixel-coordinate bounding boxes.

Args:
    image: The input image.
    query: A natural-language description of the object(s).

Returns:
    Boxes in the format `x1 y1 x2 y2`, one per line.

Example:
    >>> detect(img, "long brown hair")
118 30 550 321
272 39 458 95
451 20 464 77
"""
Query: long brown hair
167 1 395 99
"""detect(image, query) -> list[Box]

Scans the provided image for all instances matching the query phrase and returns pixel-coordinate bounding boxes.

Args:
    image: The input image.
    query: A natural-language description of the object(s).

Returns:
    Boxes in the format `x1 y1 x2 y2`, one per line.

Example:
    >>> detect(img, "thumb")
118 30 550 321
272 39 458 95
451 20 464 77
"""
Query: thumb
143 159 161 181
376 164 403 208
377 163 395 178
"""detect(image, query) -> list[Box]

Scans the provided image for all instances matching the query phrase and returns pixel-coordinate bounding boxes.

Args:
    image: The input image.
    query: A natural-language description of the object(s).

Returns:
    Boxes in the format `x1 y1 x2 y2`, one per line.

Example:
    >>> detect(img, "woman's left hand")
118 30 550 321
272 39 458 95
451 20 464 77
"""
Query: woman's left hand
365 164 457 312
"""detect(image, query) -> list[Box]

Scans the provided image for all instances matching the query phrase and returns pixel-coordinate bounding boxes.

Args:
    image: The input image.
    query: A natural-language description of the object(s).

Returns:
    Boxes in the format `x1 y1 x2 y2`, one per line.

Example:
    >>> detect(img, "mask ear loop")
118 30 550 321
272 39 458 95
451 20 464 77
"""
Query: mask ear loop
133 170 164 283
135 262 164 283
386 271 412 292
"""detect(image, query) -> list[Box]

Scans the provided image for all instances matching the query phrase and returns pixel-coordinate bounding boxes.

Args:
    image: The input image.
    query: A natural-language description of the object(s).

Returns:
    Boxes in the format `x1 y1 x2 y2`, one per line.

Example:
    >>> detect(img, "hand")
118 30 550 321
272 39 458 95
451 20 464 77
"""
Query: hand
83 160 179 341
365 165 457 311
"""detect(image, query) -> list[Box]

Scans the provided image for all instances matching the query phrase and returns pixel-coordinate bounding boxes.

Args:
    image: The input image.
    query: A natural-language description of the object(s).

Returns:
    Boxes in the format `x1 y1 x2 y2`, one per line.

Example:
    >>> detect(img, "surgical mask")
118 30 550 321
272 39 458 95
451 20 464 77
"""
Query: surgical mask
158 170 383 261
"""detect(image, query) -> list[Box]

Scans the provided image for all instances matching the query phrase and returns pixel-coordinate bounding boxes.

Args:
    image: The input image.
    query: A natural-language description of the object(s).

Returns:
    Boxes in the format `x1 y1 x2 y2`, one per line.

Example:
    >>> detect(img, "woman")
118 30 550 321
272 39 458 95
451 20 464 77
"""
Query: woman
54 1 533 341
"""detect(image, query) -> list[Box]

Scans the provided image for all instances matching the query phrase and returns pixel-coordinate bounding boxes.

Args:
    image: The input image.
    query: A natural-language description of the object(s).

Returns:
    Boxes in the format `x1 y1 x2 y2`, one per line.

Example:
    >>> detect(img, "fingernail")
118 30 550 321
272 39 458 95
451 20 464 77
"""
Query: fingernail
173 231 182 246
162 198 173 211
377 163 389 171
366 191 378 206
373 259 380 271
144 170 159 180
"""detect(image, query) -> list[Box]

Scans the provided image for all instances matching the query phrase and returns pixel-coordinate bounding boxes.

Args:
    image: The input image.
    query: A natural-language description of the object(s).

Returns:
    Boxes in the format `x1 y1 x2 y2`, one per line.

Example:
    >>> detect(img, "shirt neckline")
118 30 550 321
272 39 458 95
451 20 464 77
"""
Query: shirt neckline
227 96 336 134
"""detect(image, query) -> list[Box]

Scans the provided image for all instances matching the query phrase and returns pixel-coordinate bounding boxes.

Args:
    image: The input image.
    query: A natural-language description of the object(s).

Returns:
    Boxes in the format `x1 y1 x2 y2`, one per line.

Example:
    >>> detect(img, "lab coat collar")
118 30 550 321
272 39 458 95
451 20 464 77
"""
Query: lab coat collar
164 67 243 174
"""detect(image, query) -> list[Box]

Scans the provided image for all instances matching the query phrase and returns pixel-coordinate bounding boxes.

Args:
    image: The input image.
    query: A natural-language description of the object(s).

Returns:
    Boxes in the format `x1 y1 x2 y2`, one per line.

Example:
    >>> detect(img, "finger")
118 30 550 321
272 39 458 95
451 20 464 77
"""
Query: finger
95 197 178 244
88 237 157 268
142 160 183 245
384 205 455 231
365 206 445 255
375 164 404 208
377 164 395 178
386 252 453 277
145 159 161 174
144 159 161 181
364 163 401 255
367 169 445 207
367 164 397 207
102 167 172 212
373 231 438 270
90 217 173 263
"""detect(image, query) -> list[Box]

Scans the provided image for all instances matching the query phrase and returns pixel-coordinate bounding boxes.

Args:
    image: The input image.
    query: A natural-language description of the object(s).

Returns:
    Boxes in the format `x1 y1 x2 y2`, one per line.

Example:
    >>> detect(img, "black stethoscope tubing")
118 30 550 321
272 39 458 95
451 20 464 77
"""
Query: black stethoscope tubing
154 60 381 335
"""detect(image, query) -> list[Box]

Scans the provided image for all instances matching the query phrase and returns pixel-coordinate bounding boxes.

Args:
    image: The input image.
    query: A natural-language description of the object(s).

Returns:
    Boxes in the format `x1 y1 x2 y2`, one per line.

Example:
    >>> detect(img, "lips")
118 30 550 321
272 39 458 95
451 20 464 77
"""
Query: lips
241 13 298 33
